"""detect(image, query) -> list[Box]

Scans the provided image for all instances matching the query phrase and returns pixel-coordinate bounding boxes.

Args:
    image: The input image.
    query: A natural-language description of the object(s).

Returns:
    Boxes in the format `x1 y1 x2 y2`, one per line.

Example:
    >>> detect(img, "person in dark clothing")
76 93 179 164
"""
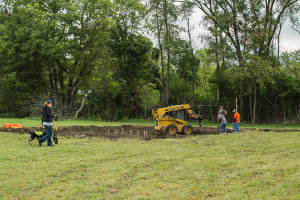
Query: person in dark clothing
39 100 57 147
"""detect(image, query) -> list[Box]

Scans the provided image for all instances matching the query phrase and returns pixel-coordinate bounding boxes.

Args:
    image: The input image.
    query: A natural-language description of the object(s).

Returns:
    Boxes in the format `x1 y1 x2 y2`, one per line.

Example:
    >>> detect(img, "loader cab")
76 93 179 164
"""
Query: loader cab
165 109 187 121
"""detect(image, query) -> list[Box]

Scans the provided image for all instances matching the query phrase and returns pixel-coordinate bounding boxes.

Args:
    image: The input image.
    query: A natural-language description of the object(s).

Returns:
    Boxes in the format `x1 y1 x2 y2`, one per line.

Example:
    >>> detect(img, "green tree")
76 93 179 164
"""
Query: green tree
185 0 299 122
146 0 181 105
0 0 112 116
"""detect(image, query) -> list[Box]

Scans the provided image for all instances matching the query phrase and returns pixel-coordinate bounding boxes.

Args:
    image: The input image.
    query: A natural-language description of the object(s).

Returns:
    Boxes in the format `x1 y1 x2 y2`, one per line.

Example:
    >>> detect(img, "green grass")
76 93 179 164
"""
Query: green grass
0 118 154 127
0 131 299 199
0 118 299 129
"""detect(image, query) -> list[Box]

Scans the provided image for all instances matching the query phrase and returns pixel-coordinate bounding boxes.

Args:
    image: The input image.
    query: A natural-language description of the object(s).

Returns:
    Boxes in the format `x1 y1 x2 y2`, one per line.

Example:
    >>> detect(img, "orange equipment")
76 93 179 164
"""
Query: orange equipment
3 123 23 129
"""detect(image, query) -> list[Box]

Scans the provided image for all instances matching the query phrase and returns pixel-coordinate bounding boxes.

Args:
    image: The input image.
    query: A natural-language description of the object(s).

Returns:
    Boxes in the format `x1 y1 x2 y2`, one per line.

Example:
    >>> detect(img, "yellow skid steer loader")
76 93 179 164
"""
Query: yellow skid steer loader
152 104 203 135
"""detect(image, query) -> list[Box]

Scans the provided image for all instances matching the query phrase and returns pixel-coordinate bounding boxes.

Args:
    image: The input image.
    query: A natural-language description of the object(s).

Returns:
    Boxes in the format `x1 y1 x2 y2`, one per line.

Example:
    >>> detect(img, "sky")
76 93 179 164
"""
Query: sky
150 8 300 53
187 9 300 53
279 22 300 52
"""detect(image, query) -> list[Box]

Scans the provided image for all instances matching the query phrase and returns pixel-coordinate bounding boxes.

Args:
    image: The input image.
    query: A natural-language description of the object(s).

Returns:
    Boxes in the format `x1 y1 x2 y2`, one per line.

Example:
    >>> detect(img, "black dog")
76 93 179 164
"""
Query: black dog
28 131 47 146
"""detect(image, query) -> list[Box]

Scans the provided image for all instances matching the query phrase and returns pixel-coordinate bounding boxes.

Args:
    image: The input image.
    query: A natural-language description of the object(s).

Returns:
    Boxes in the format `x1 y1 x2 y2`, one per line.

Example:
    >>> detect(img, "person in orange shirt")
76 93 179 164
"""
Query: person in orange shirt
232 109 240 132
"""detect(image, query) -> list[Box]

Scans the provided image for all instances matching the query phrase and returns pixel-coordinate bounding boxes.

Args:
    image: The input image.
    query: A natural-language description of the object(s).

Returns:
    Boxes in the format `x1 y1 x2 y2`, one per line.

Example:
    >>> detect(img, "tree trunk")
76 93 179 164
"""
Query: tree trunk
163 0 170 105
87 98 90 119
214 22 220 71
49 70 54 92
277 21 283 60
240 80 243 120
187 18 196 105
139 84 154 105
192 72 195 105
74 96 86 118
166 51 170 105
107 98 110 121
252 82 257 124
159 42 165 105
210 97 213 121
156 5 165 105
249 85 252 123
184 75 187 104
53 66 58 95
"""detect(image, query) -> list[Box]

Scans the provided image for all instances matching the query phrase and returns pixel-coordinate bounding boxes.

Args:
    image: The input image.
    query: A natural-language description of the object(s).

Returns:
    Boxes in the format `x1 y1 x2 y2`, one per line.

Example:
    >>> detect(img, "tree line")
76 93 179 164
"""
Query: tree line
0 0 299 123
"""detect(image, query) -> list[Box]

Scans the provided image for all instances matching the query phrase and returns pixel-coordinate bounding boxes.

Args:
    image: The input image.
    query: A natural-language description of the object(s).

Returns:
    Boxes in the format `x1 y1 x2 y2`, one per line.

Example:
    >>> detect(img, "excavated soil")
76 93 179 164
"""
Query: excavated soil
0 125 225 140
1 125 298 140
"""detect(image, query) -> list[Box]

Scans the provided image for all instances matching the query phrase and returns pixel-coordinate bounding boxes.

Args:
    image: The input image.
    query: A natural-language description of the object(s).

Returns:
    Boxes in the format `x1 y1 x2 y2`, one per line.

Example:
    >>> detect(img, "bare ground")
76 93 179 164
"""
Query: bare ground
1 125 299 140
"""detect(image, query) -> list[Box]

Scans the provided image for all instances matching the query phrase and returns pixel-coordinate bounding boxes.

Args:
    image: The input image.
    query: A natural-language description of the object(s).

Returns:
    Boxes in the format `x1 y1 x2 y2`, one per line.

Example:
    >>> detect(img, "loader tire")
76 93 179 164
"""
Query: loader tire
182 125 194 135
167 124 178 135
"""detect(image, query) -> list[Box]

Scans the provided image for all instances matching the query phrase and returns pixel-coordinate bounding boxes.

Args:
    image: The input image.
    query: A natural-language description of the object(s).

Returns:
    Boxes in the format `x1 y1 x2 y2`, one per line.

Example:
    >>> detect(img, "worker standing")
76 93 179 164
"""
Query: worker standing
218 106 227 117
232 109 240 132
39 100 57 147
218 106 227 134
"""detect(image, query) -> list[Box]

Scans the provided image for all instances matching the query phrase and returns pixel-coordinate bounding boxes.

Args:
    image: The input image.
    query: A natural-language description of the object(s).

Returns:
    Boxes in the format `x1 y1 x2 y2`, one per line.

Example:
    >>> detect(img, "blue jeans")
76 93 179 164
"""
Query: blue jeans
219 122 227 134
40 125 53 146
234 122 240 132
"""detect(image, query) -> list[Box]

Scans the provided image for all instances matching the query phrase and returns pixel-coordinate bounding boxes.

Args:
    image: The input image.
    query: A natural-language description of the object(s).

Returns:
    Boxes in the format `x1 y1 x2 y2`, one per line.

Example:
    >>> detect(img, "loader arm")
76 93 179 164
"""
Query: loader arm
152 107 186 124
185 108 203 127
152 104 203 125
153 105 191 120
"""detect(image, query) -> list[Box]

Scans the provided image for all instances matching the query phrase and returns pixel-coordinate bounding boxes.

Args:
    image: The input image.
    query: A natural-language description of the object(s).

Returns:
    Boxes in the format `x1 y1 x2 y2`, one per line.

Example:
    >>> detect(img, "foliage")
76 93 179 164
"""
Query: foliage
0 0 299 123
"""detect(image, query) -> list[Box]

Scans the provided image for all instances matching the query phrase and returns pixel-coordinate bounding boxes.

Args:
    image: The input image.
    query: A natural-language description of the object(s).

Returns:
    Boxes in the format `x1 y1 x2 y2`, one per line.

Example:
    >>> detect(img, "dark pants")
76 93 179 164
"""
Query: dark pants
40 125 53 146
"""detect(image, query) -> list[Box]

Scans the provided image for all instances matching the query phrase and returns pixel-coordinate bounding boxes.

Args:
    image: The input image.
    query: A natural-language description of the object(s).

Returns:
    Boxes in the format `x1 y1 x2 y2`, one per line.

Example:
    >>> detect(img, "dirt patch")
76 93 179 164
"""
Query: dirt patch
0 125 247 140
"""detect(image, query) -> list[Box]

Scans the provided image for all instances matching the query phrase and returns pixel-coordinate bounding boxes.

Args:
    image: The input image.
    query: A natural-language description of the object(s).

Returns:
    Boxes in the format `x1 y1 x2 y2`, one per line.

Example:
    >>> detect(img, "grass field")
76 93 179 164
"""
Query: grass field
1 118 300 129
0 129 299 199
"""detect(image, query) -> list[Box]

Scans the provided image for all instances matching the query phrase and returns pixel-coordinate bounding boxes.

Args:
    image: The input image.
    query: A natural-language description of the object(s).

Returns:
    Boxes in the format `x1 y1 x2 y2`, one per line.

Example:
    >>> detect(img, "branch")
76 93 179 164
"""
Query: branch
267 0 298 49
74 95 87 118
290 25 300 34
138 84 154 105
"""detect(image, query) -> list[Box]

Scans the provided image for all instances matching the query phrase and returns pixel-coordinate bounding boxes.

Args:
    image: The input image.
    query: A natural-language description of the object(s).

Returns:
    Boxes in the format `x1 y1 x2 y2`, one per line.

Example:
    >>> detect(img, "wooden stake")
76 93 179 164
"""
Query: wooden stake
122 129 123 135
108 129 109 134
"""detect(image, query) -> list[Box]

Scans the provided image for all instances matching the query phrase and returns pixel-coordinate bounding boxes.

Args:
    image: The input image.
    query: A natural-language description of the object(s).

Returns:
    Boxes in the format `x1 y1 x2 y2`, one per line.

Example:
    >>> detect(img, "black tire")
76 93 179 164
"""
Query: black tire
167 124 178 135
182 125 194 135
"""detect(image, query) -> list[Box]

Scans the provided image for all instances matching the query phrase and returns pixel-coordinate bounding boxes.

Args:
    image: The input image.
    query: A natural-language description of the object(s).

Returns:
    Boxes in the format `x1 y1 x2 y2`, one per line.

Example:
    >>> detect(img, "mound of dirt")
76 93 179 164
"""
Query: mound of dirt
1 125 298 140
0 125 227 140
